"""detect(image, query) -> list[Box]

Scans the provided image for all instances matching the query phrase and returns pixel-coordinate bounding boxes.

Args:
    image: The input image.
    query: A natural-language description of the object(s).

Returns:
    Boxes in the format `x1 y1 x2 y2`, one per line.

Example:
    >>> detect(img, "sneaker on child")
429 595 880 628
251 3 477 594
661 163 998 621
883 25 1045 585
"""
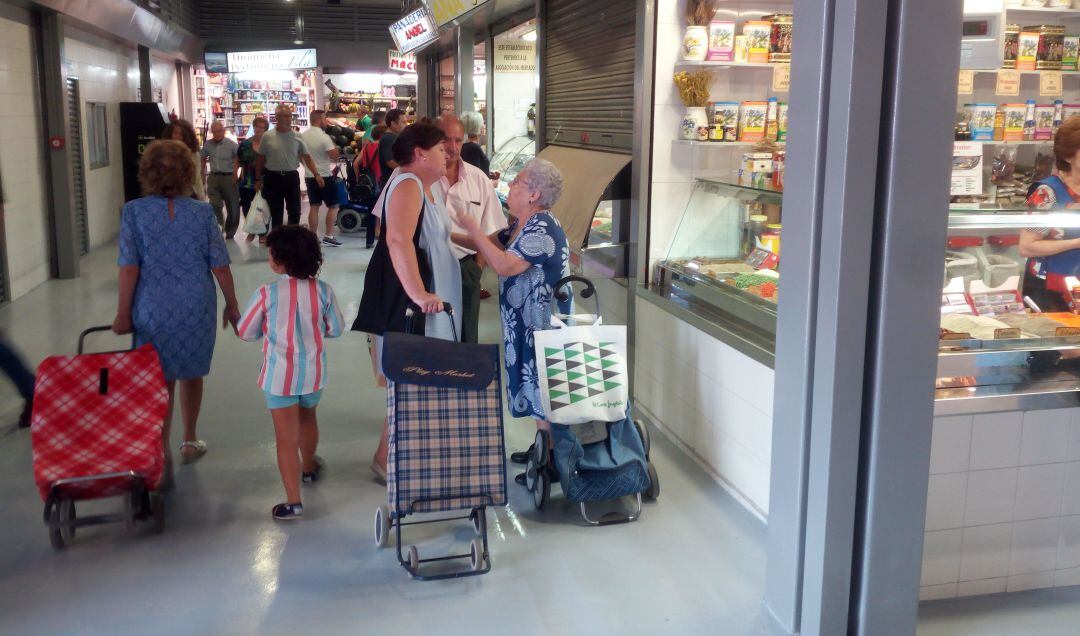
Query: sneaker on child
322 236 342 247
272 502 303 521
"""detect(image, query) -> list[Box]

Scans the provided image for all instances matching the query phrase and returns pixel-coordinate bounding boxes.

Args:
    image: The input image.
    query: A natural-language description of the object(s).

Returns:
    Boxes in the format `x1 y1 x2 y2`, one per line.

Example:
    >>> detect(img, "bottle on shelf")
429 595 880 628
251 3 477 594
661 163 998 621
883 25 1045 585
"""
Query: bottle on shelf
1023 99 1036 141
765 98 779 141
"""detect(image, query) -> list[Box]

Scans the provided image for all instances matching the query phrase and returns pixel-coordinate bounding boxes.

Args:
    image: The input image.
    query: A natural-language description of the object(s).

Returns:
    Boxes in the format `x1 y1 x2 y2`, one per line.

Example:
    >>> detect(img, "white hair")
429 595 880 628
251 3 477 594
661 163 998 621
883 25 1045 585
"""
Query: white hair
520 158 563 210
461 111 483 137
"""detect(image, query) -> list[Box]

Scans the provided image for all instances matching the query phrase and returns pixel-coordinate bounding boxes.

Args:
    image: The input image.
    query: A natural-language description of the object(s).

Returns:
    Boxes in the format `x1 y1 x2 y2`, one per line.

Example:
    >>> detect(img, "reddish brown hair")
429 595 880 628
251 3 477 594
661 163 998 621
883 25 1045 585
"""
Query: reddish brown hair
1055 116 1080 173
162 119 199 153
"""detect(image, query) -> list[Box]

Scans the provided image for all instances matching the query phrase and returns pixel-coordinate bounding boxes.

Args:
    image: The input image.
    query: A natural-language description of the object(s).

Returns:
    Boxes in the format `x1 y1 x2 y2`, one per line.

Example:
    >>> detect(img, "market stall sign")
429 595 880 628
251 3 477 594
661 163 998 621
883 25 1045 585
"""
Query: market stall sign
493 41 536 73
957 70 974 95
390 7 439 54
1040 71 1063 97
389 50 418 73
227 49 317 73
771 64 791 92
429 0 492 27
995 69 1020 96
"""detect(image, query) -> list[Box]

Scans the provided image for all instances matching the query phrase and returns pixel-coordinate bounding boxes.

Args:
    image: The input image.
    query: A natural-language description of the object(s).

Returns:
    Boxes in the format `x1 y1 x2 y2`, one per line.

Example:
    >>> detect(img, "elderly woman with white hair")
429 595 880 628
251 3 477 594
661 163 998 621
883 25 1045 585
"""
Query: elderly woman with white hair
459 111 490 175
452 158 570 482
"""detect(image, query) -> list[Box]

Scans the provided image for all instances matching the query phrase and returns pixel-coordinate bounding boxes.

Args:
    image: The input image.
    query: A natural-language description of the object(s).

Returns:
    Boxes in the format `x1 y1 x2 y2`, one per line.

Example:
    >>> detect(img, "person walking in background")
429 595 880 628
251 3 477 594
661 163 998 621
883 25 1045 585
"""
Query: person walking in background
254 104 324 231
237 225 344 521
364 110 385 146
355 105 373 139
112 140 241 488
201 121 241 239
300 110 342 247
238 116 270 243
434 115 505 343
162 119 206 201
378 109 408 188
460 111 491 176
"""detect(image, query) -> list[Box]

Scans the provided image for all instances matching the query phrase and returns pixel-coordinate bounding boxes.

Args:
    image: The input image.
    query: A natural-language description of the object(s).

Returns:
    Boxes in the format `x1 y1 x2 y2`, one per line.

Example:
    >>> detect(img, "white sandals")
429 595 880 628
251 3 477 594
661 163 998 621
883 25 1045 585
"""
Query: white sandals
179 440 207 465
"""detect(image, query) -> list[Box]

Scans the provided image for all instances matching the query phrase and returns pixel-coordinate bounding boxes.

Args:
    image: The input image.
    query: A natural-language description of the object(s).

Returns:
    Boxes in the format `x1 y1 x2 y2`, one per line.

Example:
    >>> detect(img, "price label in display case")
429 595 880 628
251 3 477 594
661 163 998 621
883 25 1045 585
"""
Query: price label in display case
958 70 974 95
996 69 1020 96
772 64 791 92
1040 71 1063 97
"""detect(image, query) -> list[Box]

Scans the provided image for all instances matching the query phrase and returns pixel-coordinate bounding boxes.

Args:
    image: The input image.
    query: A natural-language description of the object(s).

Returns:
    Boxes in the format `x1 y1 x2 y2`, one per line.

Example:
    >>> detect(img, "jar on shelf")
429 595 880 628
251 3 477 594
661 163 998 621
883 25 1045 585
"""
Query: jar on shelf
682 26 709 61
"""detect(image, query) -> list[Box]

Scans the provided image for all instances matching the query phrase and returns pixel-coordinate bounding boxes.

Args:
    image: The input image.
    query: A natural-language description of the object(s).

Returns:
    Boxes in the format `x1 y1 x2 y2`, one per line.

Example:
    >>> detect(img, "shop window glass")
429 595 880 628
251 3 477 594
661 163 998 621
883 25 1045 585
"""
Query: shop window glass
87 102 109 170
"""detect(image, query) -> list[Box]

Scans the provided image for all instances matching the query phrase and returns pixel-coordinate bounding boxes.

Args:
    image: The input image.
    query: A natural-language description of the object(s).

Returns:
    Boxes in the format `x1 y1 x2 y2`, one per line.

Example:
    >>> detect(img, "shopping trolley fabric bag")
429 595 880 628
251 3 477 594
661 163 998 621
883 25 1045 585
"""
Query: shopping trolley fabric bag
32 343 168 501
383 332 507 517
534 314 629 425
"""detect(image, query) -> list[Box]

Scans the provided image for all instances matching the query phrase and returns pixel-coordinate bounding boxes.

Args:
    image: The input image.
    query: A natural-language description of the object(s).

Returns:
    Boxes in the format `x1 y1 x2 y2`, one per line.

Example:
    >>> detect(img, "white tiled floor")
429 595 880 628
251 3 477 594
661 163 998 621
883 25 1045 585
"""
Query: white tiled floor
0 237 780 636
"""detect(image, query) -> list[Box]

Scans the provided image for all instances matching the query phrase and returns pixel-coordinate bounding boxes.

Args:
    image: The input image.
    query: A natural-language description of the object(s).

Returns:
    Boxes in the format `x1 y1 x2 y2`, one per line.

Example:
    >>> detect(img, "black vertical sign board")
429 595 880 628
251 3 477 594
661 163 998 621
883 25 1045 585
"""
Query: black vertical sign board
119 102 169 202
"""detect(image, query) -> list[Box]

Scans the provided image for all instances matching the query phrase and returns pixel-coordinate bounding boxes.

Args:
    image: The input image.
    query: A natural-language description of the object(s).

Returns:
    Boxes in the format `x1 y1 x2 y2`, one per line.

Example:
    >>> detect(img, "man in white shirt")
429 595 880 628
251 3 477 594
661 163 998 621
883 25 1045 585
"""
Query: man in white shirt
300 110 343 246
433 115 506 343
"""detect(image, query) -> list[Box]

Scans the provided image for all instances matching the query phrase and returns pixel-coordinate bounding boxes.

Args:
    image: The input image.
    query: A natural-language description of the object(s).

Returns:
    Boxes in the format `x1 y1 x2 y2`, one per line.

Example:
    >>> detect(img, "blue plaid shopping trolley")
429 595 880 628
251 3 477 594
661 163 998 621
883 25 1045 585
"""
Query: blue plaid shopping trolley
373 305 507 580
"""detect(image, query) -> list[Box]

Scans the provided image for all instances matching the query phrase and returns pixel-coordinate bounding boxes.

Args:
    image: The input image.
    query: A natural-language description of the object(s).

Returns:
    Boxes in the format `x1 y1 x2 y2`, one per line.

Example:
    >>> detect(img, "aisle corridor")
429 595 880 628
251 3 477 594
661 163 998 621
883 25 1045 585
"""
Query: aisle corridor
0 237 776 636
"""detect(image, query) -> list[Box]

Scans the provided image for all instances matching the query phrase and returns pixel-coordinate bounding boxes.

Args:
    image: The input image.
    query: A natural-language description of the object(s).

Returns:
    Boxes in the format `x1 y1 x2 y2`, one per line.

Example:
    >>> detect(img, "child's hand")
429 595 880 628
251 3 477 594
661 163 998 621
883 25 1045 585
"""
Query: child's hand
223 305 241 334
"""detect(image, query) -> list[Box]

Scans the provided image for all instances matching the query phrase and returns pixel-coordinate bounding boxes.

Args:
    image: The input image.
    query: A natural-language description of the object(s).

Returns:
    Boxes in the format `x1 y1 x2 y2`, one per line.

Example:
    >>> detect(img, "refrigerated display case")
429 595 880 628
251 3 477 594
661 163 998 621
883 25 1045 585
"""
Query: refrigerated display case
489 135 535 207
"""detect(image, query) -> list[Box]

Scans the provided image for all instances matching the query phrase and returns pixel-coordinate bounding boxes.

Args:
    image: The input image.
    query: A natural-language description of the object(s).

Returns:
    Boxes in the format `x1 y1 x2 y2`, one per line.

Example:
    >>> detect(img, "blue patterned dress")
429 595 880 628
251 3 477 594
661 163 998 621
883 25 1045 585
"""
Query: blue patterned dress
498 212 571 419
118 196 231 381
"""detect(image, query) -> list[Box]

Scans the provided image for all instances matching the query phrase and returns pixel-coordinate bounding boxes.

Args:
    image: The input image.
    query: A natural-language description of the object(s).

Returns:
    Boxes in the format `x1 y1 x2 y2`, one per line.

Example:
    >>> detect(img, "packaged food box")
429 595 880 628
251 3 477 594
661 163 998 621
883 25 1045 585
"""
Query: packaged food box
765 14 793 63
707 20 736 62
1004 24 1020 69
1035 104 1056 140
743 21 772 64
965 103 998 140
1064 104 1080 121
777 102 789 141
1020 25 1065 70
738 101 769 141
1002 103 1027 141
738 152 774 188
709 101 740 141
1065 35 1079 71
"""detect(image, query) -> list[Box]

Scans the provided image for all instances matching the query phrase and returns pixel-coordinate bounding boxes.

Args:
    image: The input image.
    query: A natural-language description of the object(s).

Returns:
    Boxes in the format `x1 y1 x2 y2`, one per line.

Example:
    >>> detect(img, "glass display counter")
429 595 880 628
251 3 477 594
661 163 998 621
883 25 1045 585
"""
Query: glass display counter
489 135 535 208
649 178 783 365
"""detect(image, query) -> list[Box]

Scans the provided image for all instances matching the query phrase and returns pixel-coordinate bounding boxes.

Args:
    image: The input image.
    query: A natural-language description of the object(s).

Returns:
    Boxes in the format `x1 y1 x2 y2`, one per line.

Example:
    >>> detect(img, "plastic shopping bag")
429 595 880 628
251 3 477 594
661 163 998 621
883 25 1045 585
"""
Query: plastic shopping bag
533 314 629 425
243 192 269 235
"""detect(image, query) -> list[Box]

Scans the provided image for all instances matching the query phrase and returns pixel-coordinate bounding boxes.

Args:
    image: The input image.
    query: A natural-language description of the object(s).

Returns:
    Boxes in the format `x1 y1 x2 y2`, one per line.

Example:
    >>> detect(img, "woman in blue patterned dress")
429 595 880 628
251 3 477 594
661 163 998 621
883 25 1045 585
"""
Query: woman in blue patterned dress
112 140 242 482
452 158 570 482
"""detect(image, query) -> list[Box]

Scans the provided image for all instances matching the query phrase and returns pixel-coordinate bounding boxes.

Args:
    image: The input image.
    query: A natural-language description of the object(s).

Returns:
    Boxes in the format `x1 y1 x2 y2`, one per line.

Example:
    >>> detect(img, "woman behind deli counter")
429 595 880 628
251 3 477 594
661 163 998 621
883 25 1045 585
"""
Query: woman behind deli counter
1020 117 1080 312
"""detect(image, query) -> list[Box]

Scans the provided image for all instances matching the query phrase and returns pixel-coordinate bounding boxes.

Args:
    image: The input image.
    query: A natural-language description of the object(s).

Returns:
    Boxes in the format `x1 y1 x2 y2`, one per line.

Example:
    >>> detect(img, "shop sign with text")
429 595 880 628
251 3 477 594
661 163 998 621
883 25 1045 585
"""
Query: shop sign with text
389 50 417 72
429 0 492 27
390 7 439 54
493 41 536 73
227 49 317 73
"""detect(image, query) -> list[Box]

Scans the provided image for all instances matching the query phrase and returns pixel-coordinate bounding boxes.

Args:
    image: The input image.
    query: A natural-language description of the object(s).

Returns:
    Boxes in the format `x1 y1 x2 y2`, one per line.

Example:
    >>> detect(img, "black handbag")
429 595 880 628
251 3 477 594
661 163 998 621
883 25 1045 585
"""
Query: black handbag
352 186 431 336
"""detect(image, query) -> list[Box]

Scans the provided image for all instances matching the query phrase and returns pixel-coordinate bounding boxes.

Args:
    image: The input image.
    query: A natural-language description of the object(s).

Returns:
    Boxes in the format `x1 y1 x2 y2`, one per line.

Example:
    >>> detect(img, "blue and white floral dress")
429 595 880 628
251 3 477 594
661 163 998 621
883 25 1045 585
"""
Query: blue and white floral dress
498 211 571 419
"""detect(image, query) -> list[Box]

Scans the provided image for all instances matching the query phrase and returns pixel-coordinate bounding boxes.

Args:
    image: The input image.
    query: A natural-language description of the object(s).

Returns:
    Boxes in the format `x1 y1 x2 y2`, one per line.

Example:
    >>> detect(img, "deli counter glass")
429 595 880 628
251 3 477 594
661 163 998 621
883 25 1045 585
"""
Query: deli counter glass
650 178 783 365
936 211 1080 416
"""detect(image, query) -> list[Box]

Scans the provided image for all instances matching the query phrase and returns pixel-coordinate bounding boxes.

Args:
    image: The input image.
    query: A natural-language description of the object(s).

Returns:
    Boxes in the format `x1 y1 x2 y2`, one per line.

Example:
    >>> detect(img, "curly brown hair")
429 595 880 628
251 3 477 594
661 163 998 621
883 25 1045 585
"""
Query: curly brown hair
162 118 199 153
139 140 194 198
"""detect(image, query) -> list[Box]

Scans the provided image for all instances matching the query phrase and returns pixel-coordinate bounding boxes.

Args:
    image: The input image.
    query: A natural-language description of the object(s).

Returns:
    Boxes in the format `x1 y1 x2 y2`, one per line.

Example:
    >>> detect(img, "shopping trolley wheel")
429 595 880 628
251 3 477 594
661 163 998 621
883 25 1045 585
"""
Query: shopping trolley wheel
533 430 551 466
634 420 651 459
47 497 74 549
532 467 550 510
645 462 660 501
149 494 165 534
123 488 140 533
469 508 484 535
59 499 76 542
470 538 485 571
375 504 391 548
407 545 419 572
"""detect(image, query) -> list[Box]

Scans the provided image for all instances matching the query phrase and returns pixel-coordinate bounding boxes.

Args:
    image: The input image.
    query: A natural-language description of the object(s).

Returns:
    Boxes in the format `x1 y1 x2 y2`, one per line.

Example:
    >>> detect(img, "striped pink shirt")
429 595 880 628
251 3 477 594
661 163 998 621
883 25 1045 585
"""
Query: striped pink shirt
237 277 345 396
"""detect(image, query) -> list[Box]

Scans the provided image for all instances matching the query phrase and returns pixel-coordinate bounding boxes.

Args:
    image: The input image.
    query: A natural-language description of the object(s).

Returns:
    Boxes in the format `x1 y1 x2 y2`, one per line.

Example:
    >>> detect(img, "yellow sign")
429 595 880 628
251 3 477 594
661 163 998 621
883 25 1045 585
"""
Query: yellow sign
996 69 1020 96
772 64 791 92
1040 71 1063 97
429 0 491 27
957 70 974 95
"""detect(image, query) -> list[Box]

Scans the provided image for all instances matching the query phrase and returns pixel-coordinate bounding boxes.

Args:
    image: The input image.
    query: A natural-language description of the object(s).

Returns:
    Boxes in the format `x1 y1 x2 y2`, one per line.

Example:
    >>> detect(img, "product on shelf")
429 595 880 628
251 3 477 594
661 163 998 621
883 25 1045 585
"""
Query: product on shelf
1002 103 1027 141
1035 104 1056 140
765 14 793 64
707 19 735 62
738 101 768 141
1004 24 1020 69
1065 36 1079 71
1017 25 1065 71
709 101 739 141
965 103 997 140
743 21 772 64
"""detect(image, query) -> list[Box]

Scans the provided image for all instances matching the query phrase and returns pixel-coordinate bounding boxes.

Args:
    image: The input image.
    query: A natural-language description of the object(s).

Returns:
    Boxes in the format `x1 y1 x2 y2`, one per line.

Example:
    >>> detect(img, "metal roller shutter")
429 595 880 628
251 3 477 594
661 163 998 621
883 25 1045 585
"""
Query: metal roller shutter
543 0 636 153
197 0 395 43
66 78 89 256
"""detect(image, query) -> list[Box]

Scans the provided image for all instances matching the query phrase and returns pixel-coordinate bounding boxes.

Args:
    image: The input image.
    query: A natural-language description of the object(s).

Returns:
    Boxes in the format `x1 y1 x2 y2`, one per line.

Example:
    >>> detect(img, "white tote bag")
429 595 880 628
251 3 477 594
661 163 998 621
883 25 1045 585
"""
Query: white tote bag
533 314 629 425
243 192 270 235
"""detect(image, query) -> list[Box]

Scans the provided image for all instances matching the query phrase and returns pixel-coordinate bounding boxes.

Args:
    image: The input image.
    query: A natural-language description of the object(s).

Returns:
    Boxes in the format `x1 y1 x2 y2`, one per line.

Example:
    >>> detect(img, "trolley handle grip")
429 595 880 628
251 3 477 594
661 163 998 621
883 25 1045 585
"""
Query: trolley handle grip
78 326 136 355
554 275 600 315
404 303 458 342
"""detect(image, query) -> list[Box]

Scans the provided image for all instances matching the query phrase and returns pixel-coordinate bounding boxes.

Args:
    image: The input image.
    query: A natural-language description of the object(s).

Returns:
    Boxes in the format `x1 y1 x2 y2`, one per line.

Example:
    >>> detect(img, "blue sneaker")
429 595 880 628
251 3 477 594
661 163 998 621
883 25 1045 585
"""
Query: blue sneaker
272 503 303 521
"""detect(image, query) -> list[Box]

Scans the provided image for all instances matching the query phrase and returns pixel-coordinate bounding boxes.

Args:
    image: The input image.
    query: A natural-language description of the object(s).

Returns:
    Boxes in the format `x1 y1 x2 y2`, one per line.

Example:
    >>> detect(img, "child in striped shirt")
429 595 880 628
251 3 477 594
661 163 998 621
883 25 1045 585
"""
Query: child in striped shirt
238 226 344 521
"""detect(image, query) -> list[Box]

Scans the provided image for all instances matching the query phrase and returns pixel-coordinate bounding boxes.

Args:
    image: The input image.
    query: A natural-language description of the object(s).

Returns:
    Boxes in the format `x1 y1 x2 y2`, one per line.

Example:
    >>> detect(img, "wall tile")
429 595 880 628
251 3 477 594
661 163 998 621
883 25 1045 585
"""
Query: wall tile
926 473 968 532
1010 517 1060 575
964 468 1018 527
1007 571 1055 593
1013 463 1066 521
1058 515 1080 570
922 529 963 586
960 523 1013 582
930 415 973 475
970 411 1022 470
1020 409 1071 466
919 583 958 601
957 577 1008 597
1062 462 1080 516
1065 409 1080 461
1054 566 1080 587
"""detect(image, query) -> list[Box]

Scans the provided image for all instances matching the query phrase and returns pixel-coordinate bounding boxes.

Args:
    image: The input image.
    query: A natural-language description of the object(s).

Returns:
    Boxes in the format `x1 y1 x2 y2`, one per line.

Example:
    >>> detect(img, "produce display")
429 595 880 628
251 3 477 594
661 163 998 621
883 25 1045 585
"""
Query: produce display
663 257 778 304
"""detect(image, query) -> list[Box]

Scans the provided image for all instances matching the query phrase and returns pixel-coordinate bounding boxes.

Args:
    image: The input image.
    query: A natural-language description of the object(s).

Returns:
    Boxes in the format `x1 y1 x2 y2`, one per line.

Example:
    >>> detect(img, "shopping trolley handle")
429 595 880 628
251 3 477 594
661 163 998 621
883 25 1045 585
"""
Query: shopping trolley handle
404 302 458 342
78 326 136 355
